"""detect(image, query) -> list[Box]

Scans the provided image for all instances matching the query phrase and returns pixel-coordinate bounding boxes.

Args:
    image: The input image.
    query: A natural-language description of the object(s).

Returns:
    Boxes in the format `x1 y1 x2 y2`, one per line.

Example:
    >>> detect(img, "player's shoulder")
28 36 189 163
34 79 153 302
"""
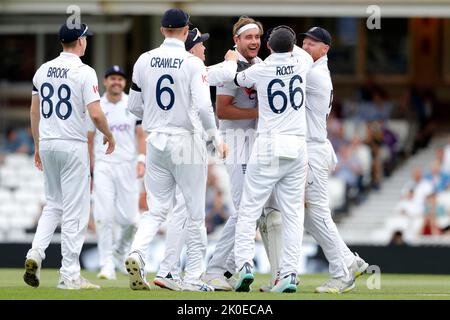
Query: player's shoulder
185 53 205 67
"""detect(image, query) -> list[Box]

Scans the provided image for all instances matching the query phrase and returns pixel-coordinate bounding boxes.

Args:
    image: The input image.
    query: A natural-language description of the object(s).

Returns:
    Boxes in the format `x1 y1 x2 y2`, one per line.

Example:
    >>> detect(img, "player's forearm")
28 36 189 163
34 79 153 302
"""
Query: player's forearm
92 116 113 140
216 104 258 120
207 61 238 86
30 95 40 148
136 127 146 155
87 131 95 171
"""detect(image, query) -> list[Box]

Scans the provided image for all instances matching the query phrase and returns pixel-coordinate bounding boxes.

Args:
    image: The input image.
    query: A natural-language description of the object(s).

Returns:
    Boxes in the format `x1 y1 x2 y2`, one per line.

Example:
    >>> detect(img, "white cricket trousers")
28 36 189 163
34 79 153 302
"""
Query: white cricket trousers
157 188 206 282
235 136 308 278
130 133 207 283
305 140 355 278
27 139 90 280
206 133 278 276
92 160 139 271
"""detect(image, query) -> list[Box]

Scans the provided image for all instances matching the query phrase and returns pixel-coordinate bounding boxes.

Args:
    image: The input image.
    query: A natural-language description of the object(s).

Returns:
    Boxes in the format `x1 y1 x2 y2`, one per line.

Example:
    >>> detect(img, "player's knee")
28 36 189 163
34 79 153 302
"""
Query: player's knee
266 209 282 230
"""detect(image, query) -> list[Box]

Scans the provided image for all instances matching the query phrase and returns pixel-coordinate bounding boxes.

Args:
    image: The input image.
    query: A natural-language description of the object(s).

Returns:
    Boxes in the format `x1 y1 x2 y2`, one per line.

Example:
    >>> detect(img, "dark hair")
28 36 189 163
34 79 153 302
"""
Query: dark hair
268 25 296 53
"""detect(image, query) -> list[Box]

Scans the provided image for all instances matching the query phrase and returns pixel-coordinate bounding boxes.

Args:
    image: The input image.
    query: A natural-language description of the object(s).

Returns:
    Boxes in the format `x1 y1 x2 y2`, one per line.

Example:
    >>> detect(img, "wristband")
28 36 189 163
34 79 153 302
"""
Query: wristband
137 154 146 163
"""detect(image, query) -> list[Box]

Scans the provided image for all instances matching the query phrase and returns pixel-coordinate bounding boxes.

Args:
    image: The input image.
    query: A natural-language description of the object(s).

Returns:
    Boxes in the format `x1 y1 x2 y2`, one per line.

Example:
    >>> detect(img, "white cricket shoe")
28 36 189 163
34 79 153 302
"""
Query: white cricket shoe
125 251 150 290
153 275 183 291
23 249 42 288
97 267 117 280
182 281 214 292
57 275 101 290
270 273 297 293
202 273 233 291
315 277 355 294
234 263 254 292
349 253 369 280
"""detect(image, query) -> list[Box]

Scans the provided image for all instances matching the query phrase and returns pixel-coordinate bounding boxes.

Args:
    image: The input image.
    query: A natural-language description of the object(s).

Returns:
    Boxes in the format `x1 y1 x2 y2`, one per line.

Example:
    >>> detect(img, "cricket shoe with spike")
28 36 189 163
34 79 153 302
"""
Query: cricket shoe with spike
270 273 297 293
154 273 183 291
315 277 355 294
235 262 254 292
23 249 42 288
349 253 369 280
125 251 150 290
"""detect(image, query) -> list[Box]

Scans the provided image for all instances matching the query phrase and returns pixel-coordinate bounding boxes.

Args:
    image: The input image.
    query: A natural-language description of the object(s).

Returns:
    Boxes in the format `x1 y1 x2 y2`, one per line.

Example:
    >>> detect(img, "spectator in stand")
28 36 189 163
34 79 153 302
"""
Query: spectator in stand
334 144 363 203
364 121 384 189
205 190 230 234
425 160 450 193
17 127 35 156
403 86 436 153
422 193 443 236
402 167 433 212
440 139 450 175
389 230 407 246
327 115 348 153
2 127 30 154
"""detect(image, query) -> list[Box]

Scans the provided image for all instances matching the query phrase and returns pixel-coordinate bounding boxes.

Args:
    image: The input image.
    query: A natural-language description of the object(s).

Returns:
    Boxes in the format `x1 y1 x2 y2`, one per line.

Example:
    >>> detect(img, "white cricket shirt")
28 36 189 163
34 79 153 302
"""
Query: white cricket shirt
127 38 218 141
304 55 333 142
32 52 100 142
88 93 140 163
235 49 313 136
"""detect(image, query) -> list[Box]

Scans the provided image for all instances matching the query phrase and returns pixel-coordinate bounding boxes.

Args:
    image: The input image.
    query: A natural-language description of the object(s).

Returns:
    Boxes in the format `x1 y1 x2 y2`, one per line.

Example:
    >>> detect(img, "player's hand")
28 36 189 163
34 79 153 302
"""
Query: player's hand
103 135 116 154
224 50 239 62
136 162 145 178
34 150 43 171
217 142 228 159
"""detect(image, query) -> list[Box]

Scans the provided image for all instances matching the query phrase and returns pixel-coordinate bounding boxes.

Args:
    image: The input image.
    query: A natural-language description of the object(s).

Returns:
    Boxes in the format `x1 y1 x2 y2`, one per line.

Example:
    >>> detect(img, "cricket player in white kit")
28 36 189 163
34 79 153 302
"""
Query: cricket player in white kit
300 27 369 293
125 9 227 292
154 28 239 291
260 26 369 293
203 17 284 291
24 23 115 290
88 65 146 281
234 26 313 293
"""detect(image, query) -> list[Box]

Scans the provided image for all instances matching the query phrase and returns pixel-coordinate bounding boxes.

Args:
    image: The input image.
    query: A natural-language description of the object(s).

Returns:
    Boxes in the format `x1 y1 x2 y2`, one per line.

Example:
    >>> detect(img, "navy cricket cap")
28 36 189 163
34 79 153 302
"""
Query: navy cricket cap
185 28 209 51
300 26 332 46
59 23 93 43
268 25 296 53
104 65 126 78
161 8 190 28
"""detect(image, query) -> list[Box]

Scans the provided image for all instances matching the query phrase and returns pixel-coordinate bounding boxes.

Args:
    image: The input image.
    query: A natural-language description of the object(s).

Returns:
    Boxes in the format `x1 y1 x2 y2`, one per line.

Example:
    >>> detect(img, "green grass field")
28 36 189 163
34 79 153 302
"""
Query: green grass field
1 269 449 300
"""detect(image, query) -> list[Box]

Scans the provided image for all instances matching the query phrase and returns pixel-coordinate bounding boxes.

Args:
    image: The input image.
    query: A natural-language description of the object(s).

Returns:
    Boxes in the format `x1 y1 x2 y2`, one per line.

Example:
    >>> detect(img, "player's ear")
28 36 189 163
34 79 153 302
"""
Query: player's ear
160 27 165 37
233 34 239 45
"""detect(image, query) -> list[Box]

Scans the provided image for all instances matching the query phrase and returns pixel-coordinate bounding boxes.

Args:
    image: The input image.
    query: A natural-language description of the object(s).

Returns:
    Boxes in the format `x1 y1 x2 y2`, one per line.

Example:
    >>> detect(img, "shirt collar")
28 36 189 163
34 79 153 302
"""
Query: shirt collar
60 52 81 61
161 38 186 49
266 52 293 61
313 55 328 66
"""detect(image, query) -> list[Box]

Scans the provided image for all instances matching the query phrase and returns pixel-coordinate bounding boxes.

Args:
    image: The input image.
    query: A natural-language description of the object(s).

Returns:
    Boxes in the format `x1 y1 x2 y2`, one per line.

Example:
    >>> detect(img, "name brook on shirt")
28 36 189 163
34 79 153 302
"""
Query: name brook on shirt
150 57 184 69
47 67 69 79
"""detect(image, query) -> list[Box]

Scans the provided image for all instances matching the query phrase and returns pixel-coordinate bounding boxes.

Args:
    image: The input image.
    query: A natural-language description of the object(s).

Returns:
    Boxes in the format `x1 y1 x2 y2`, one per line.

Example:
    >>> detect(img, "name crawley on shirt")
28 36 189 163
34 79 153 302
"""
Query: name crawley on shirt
150 57 184 69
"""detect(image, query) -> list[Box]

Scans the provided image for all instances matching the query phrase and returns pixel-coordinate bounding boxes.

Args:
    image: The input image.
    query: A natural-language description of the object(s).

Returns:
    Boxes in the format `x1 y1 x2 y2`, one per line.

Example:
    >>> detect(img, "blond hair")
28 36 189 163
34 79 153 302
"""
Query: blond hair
232 16 263 36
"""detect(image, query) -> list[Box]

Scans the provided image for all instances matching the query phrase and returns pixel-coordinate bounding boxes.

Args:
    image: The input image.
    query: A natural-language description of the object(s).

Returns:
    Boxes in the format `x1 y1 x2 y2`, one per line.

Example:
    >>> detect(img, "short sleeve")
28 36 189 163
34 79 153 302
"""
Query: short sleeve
216 81 239 97
81 66 101 106
235 64 259 89
31 68 40 95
